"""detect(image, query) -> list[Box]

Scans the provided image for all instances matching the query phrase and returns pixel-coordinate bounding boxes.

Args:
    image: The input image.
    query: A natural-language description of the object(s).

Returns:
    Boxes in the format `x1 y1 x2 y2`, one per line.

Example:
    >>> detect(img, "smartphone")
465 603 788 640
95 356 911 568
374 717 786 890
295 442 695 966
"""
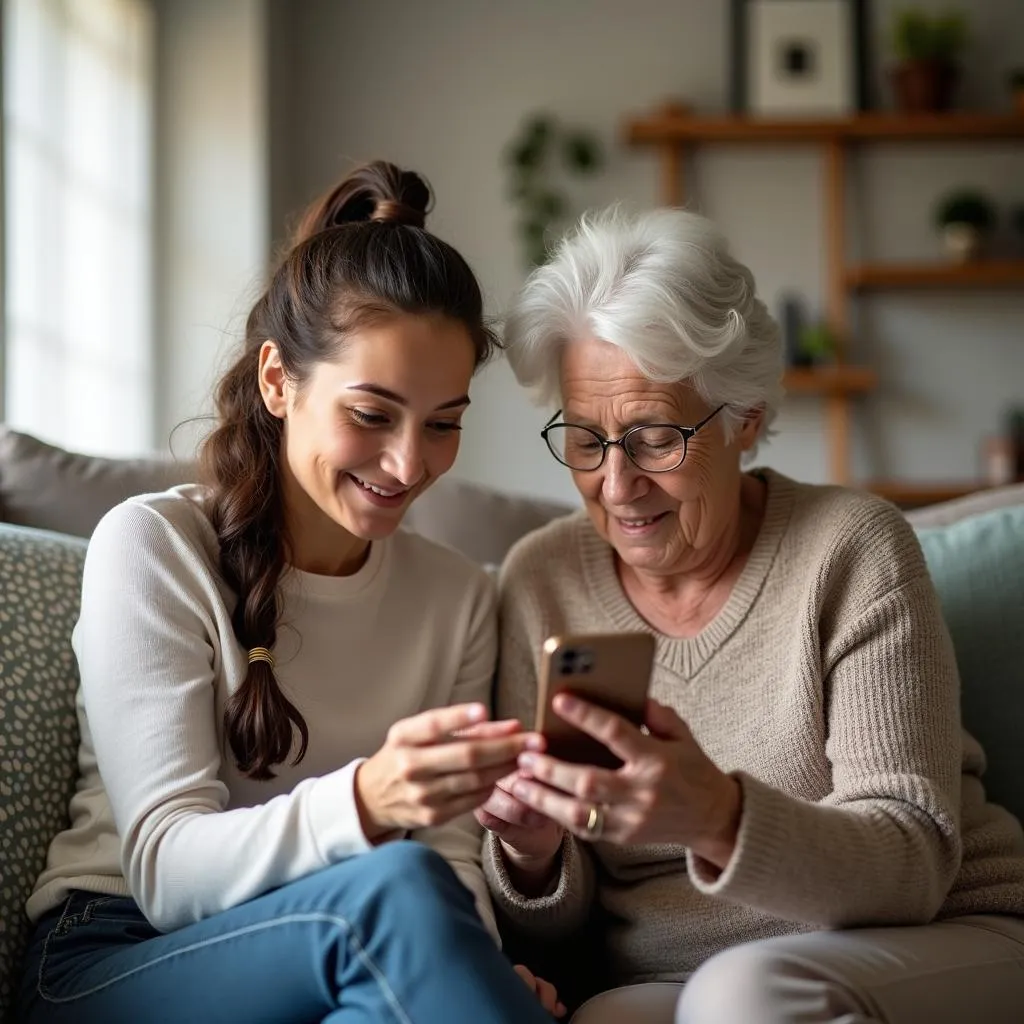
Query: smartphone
534 632 656 769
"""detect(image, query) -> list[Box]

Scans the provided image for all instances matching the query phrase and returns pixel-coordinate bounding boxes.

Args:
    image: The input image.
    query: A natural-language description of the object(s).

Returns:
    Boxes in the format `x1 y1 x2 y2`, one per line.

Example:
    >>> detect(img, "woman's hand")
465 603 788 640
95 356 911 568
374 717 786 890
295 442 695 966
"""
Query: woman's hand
511 695 742 868
475 772 565 895
356 703 543 841
514 964 567 1018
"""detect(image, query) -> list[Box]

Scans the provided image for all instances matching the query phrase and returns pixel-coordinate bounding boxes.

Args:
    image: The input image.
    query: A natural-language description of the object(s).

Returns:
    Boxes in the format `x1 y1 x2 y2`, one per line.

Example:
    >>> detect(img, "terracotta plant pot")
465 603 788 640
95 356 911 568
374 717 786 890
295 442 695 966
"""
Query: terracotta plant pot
942 223 982 262
890 60 958 113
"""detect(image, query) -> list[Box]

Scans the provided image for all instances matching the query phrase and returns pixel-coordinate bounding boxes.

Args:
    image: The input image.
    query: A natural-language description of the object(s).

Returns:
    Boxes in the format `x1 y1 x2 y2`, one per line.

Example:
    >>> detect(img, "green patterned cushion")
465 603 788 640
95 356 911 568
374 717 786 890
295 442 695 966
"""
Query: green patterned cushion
0 525 85 1022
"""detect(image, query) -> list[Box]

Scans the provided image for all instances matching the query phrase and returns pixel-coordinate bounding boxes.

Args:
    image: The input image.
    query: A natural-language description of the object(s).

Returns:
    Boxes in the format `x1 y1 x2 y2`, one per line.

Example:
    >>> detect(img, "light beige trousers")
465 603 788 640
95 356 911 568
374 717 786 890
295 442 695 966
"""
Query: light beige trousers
571 915 1024 1024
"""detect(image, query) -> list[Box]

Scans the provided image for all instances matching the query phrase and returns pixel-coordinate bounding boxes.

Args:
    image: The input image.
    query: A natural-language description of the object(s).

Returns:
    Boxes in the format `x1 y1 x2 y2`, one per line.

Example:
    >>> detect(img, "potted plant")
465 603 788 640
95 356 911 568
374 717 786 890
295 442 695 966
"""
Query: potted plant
1010 70 1024 116
933 190 996 261
890 9 967 113
504 113 604 270
794 322 839 367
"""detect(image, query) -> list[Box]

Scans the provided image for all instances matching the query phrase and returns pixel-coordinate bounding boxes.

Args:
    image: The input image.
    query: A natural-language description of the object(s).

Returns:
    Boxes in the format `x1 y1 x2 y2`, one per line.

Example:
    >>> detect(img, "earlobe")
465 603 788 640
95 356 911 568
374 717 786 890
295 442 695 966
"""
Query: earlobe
258 340 288 418
738 406 764 450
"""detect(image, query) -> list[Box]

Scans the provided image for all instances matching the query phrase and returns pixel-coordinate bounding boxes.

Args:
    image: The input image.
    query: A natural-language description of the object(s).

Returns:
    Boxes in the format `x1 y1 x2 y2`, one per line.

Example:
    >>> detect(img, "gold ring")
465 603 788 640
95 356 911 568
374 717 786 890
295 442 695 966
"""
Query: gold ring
584 803 605 841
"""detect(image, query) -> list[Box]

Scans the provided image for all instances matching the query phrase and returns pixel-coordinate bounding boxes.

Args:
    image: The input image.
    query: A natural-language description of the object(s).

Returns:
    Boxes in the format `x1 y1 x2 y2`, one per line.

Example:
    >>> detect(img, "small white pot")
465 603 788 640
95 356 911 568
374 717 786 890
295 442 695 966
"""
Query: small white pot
942 222 982 262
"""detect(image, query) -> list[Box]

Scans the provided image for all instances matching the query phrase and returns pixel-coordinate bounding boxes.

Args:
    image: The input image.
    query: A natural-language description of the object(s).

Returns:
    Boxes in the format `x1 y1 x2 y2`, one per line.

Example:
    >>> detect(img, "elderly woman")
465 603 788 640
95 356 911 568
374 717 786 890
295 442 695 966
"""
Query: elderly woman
476 208 1024 1024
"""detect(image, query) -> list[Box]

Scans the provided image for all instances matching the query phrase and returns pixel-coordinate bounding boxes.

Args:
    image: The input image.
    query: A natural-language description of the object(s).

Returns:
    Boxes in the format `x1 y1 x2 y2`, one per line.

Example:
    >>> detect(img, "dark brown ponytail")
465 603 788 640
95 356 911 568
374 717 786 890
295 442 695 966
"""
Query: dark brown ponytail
200 161 497 780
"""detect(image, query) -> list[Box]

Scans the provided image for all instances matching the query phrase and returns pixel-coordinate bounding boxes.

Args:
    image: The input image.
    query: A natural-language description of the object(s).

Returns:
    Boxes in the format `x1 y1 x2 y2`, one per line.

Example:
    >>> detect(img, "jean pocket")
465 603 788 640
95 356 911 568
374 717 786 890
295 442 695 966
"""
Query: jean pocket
38 892 156 1002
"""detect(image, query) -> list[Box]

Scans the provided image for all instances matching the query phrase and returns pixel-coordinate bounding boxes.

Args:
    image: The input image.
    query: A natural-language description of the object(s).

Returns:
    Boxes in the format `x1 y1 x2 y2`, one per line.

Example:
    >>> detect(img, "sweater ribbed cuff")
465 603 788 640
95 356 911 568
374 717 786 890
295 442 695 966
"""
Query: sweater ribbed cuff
482 832 593 938
687 772 792 902
307 759 375 863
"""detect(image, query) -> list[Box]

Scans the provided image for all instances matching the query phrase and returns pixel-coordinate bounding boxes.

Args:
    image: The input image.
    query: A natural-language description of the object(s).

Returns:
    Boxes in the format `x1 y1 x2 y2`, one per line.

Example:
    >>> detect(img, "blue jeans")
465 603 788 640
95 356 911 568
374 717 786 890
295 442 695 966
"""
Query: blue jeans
17 842 552 1024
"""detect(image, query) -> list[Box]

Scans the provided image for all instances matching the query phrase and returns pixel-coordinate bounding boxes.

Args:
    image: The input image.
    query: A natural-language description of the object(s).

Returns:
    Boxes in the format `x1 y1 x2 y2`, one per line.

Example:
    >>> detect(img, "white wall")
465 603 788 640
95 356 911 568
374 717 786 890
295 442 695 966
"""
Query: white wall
267 0 1024 504
153 0 269 458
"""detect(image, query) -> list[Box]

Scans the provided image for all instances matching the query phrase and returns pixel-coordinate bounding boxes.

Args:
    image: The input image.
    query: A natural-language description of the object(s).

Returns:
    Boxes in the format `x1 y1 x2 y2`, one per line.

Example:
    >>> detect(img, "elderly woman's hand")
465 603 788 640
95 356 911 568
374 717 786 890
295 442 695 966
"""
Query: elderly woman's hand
512 694 743 869
475 773 565 895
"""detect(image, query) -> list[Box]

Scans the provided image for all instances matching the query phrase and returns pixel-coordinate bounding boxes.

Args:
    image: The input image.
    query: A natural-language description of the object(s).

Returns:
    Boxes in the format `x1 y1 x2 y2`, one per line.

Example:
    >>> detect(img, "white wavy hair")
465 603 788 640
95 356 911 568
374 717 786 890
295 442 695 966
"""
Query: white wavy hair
504 206 784 450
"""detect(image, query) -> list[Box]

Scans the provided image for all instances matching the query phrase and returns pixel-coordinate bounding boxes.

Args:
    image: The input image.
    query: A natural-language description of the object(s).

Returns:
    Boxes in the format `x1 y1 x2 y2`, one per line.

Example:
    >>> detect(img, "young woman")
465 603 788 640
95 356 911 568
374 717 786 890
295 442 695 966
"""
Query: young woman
17 162 562 1024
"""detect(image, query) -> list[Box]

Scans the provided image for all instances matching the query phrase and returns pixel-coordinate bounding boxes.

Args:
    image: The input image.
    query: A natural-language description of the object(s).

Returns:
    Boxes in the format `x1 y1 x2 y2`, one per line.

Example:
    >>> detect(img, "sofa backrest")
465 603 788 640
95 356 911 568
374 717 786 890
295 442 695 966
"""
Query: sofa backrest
0 426 576 566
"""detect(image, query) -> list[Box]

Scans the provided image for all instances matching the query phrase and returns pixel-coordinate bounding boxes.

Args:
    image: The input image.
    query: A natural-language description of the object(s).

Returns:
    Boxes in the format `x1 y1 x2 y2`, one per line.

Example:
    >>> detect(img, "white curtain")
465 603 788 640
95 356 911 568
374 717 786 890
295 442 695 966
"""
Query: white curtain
3 0 154 455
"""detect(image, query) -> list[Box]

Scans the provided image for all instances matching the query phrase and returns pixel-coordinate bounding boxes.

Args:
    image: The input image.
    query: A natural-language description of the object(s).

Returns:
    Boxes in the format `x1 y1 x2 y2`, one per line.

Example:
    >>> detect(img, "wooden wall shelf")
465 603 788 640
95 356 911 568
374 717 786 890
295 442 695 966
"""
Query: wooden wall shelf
626 112 1024 146
846 260 1024 290
625 106 1024 503
783 367 877 395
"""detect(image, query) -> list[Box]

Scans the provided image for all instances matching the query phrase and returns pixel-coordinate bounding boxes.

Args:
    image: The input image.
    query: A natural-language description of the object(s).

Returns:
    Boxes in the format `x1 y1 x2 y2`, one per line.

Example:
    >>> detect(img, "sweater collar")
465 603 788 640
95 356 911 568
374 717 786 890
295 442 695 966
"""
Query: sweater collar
578 468 796 680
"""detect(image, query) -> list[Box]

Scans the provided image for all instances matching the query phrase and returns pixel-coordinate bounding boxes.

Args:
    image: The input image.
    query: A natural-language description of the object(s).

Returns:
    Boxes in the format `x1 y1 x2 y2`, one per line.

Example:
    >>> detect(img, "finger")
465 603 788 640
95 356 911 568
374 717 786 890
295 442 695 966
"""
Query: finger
644 698 690 740
477 784 551 828
513 965 535 990
389 703 488 746
407 734 544 780
452 719 525 740
535 977 560 1015
553 693 646 761
419 761 520 804
517 752 623 804
418 784 499 827
511 776 605 840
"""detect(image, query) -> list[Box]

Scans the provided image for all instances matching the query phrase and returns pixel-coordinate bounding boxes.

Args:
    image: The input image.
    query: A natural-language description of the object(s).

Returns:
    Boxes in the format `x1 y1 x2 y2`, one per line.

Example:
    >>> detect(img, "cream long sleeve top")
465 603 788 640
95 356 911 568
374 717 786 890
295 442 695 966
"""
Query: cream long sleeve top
483 469 1024 984
28 485 499 939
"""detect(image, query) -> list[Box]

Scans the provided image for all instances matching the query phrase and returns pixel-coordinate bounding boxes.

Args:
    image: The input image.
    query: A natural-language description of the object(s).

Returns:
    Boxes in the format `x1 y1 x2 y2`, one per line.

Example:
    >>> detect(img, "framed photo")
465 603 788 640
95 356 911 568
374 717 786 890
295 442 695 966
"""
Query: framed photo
730 0 870 117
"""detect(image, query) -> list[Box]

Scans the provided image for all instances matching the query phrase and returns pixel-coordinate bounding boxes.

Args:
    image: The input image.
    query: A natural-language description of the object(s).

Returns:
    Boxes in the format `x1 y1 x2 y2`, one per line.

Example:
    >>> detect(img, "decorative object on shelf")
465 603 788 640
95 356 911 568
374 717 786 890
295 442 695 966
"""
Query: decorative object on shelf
1007 406 1024 481
933 189 996 261
889 8 966 113
1011 204 1024 255
729 0 869 117
981 435 1016 487
778 293 805 366
503 112 604 271
1010 70 1024 115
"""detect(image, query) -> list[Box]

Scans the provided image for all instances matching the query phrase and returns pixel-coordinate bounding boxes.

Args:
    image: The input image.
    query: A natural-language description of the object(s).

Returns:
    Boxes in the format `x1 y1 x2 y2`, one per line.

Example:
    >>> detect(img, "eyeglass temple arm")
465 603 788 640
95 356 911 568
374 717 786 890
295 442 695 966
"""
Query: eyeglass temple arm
693 404 726 433
543 409 562 430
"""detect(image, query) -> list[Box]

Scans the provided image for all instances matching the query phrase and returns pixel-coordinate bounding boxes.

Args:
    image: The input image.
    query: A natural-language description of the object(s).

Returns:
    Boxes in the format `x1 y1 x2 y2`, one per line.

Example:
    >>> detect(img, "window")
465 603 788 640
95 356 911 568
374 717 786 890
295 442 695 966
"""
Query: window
3 0 154 454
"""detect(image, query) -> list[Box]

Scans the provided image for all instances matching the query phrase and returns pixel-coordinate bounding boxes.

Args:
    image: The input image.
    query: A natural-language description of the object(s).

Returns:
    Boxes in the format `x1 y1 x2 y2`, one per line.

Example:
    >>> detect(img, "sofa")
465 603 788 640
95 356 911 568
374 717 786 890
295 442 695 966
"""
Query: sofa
2 424 1023 1022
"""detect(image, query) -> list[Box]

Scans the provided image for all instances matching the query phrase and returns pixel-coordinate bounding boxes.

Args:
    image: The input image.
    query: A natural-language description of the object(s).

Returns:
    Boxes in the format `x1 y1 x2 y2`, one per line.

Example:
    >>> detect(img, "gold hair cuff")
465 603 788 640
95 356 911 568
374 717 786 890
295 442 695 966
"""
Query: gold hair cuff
247 646 275 668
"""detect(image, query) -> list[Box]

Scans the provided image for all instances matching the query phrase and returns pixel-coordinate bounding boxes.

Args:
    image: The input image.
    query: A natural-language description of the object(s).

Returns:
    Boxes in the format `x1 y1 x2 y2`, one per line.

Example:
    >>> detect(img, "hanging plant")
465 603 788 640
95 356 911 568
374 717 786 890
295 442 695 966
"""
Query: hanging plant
504 113 604 270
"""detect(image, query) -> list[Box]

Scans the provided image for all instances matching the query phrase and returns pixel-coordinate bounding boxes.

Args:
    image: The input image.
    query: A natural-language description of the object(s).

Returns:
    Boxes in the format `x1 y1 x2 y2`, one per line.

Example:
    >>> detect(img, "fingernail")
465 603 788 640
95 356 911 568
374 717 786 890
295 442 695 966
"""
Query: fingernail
467 704 486 721
524 734 545 751
518 753 536 770
512 781 530 799
556 693 578 712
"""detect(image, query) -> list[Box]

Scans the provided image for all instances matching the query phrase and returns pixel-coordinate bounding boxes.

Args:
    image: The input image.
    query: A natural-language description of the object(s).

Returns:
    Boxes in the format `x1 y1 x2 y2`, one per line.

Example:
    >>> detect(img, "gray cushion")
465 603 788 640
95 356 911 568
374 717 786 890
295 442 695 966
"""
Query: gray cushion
0 525 87 1018
0 426 195 538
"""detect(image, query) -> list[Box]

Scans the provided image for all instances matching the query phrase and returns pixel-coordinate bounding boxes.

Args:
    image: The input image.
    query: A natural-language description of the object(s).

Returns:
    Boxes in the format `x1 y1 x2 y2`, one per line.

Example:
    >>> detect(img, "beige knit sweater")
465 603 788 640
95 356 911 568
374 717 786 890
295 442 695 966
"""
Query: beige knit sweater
483 469 1024 984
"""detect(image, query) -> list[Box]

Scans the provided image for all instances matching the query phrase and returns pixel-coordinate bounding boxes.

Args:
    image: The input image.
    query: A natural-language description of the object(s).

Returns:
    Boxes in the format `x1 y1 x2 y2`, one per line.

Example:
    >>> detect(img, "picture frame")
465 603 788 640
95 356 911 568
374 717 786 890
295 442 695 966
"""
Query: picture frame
730 0 871 118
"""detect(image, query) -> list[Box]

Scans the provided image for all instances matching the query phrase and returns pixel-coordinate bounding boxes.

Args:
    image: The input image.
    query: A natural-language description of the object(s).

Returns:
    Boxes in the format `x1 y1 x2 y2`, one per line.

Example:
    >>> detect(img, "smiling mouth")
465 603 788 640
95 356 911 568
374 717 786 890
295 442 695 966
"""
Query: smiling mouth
616 512 669 527
348 474 409 499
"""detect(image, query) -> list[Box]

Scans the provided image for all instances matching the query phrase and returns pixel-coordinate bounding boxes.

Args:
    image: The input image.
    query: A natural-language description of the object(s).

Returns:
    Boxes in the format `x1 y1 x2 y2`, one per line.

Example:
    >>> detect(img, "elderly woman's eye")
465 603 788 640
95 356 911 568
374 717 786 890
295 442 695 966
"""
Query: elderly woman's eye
635 429 682 452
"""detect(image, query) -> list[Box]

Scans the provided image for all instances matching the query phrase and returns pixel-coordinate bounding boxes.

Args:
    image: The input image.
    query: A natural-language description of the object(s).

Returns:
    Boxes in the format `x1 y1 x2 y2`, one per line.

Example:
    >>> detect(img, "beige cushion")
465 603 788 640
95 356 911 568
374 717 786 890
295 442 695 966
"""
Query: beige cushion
905 482 1024 529
0 426 196 538
404 478 575 566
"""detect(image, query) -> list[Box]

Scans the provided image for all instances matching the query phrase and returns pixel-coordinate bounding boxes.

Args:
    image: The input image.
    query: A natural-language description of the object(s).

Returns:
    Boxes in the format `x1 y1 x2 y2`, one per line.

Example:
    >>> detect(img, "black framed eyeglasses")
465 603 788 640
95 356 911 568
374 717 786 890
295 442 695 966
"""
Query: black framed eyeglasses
541 405 725 473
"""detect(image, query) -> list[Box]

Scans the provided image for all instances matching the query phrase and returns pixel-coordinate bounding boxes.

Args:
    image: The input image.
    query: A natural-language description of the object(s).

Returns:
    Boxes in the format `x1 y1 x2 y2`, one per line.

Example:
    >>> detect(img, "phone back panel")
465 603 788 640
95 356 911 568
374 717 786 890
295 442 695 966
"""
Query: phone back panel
535 632 655 769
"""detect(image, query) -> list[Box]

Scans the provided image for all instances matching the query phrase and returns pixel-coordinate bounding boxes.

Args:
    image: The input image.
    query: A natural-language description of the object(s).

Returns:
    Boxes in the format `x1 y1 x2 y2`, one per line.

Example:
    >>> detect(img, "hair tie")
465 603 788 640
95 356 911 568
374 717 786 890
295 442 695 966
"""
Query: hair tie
247 646 275 668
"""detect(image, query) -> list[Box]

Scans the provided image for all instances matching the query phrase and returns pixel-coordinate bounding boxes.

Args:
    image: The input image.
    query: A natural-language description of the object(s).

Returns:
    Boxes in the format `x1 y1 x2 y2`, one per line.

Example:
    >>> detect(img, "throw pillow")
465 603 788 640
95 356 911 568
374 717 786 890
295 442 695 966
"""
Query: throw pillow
0 525 86 1017
915 505 1024 826
0 426 195 538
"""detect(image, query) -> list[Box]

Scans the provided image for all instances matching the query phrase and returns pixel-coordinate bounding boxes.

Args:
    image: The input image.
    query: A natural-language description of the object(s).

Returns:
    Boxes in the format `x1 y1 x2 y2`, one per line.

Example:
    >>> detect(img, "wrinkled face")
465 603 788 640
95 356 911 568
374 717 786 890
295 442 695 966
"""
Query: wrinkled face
260 313 476 548
559 338 759 575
